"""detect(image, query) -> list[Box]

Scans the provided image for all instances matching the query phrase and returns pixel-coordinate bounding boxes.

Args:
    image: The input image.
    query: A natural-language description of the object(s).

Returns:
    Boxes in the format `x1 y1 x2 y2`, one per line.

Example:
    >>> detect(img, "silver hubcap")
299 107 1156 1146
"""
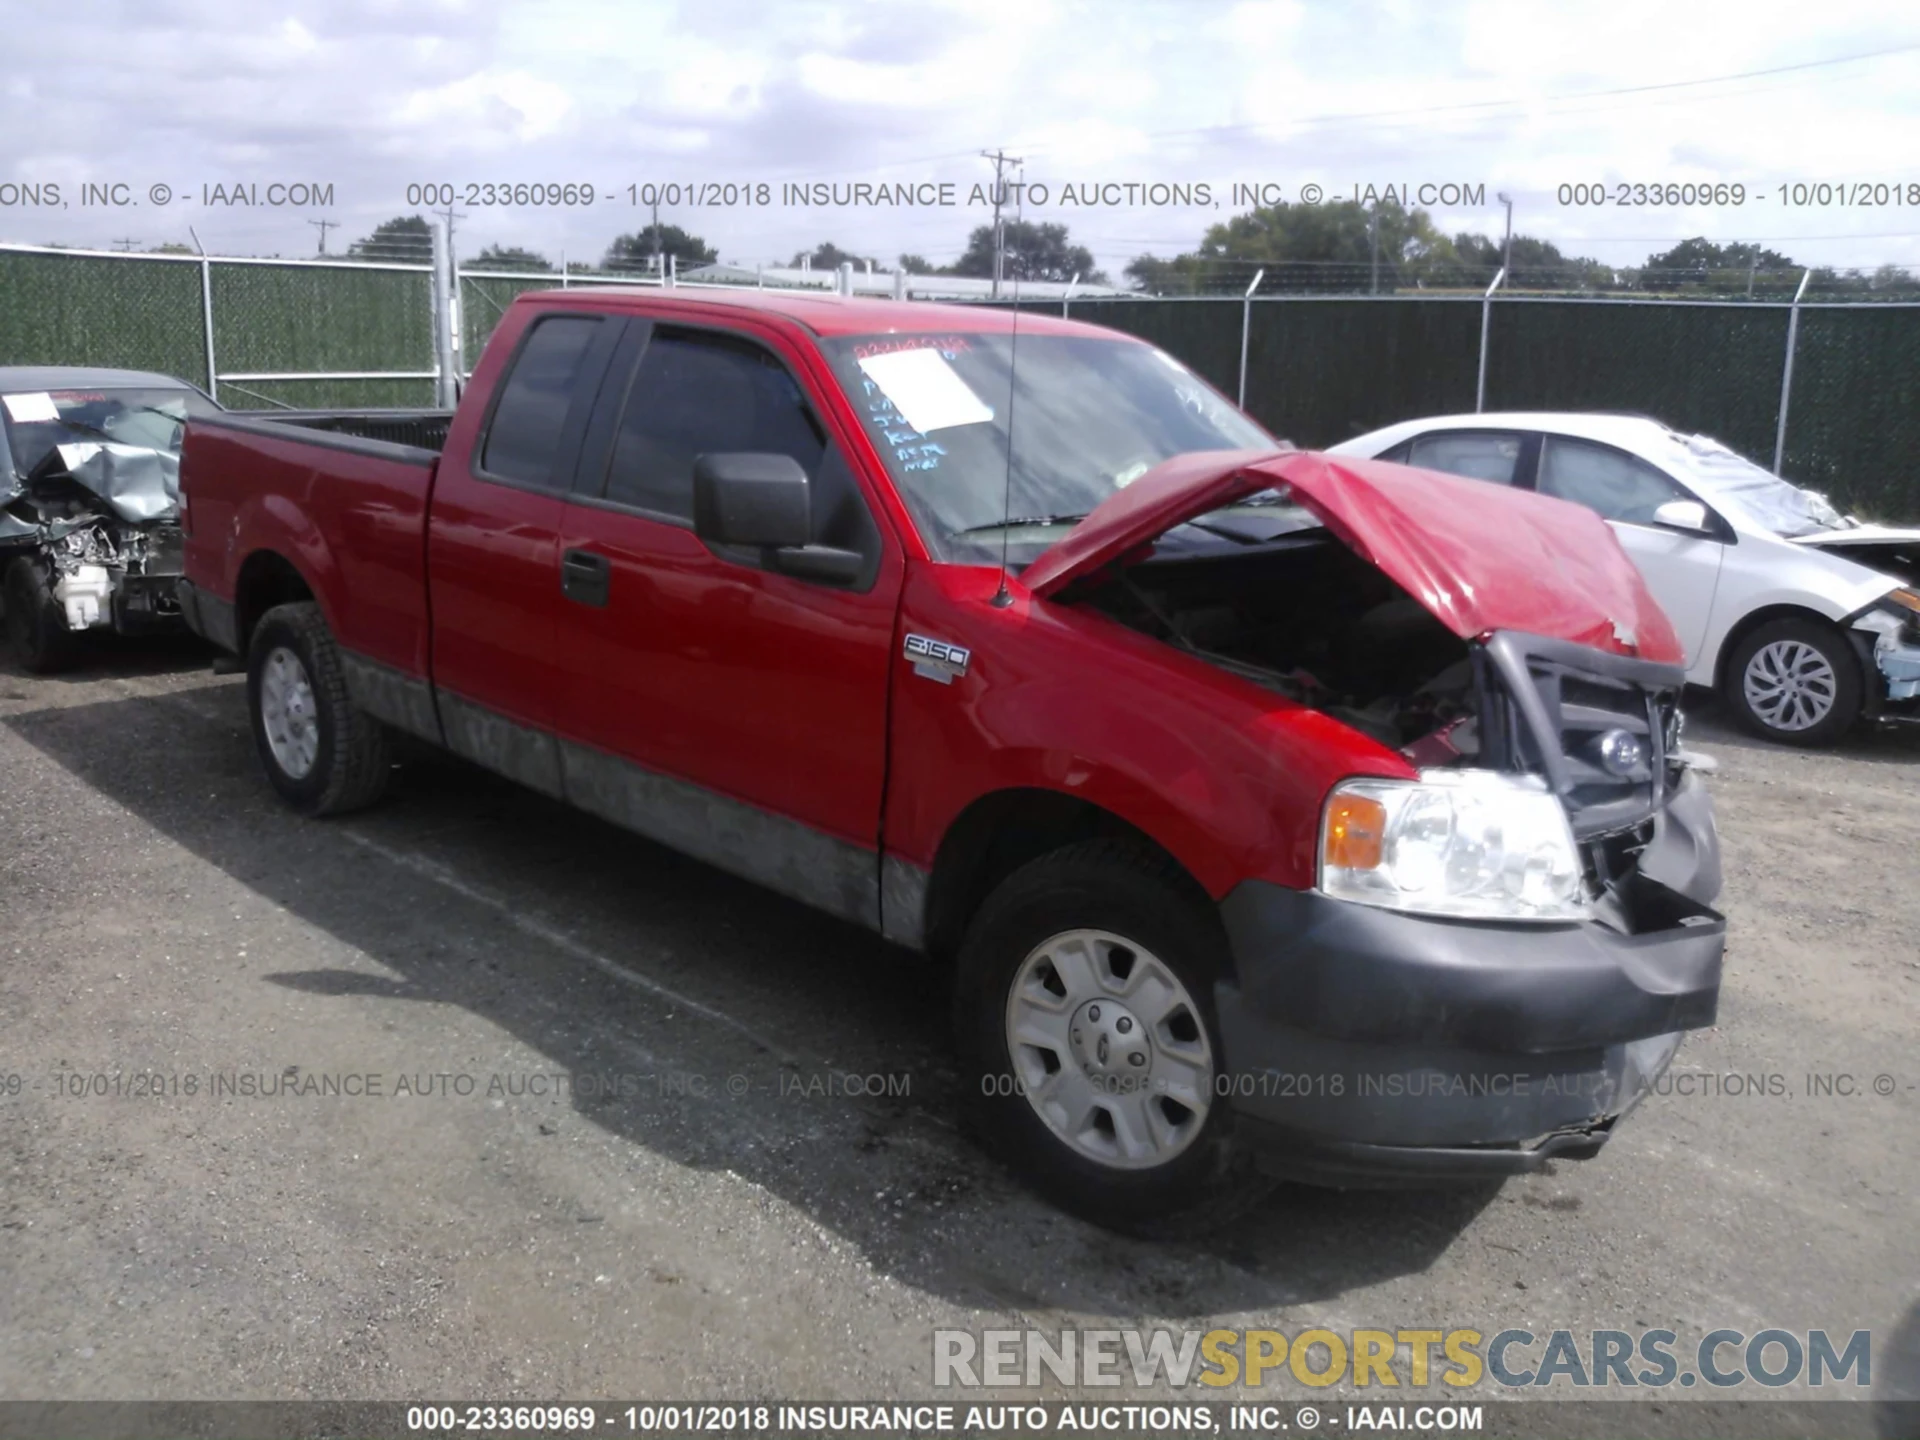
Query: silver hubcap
1744 639 1837 732
1004 929 1214 1171
259 646 321 779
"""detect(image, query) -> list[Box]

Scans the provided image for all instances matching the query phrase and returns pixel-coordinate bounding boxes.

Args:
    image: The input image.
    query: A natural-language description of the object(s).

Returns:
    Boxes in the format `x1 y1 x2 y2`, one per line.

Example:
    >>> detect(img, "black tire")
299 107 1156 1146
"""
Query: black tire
246 601 391 815
1723 616 1862 748
4 556 82 674
953 838 1270 1237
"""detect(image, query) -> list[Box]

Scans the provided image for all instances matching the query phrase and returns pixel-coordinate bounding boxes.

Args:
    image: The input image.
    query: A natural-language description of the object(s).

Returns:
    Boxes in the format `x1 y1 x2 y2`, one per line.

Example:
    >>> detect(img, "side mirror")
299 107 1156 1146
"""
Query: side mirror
691 451 869 586
1651 499 1712 535
692 452 812 548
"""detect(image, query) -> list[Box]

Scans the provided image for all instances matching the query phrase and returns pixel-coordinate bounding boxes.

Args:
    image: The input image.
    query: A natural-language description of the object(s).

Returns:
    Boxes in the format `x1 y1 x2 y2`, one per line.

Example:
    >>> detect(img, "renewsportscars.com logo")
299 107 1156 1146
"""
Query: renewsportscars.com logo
933 1327 1872 1391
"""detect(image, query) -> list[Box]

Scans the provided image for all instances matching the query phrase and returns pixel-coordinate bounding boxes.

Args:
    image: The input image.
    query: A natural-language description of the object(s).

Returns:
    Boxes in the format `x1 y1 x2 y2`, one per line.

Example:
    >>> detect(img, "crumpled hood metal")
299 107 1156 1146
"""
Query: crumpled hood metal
1789 523 1920 548
52 442 181 525
1021 447 1684 663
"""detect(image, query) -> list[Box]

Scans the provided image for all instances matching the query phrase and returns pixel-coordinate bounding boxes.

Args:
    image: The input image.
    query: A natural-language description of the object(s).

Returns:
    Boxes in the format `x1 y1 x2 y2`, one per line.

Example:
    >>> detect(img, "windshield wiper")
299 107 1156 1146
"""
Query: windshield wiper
953 513 1087 536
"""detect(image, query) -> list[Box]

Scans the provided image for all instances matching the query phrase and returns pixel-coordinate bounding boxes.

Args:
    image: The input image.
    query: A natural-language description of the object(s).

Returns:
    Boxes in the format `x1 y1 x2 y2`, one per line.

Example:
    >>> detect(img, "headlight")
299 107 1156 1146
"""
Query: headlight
1319 769 1588 922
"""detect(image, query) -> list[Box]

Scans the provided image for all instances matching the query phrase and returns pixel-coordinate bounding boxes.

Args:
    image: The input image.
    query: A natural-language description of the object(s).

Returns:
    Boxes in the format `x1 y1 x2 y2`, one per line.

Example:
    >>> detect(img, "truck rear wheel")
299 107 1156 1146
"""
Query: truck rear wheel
246 602 391 815
5 557 81 674
953 839 1268 1236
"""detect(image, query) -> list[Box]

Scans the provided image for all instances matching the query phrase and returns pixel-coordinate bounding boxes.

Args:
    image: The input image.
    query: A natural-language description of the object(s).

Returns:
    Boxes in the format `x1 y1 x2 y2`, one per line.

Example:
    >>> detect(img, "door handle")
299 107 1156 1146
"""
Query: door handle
561 548 611 607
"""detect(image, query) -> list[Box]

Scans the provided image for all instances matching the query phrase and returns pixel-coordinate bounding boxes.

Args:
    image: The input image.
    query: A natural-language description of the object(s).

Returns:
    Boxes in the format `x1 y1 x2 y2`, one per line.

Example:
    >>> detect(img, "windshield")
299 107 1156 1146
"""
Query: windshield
818 332 1274 562
1 385 220 481
1673 435 1851 538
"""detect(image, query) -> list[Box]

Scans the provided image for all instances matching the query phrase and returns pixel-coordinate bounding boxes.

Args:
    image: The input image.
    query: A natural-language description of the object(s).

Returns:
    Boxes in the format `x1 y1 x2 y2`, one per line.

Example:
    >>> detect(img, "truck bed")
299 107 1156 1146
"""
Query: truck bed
180 412 438 681
257 409 456 454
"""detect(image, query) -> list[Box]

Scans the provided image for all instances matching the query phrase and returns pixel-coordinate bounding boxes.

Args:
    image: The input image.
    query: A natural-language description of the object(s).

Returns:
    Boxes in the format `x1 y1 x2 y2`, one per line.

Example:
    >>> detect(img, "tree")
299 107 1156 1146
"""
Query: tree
347 215 433 262
1636 238 1799 294
950 221 1107 285
789 241 878 271
1125 199 1448 293
1125 199 1617 293
603 225 716 272
147 242 195 255
1450 232 1618 291
896 253 940 275
466 244 553 272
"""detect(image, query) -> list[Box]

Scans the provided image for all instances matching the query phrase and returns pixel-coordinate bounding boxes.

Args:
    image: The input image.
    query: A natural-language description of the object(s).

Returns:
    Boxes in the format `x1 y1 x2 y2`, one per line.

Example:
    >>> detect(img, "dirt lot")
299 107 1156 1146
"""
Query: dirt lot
1 637 1915 1410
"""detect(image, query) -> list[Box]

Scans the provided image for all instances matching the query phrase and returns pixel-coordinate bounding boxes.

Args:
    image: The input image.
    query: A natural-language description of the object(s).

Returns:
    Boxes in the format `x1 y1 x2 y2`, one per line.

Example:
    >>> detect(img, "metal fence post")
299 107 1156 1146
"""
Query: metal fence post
1237 268 1266 409
197 254 218 403
430 220 458 408
1062 271 1079 319
1773 268 1812 474
1475 266 1507 413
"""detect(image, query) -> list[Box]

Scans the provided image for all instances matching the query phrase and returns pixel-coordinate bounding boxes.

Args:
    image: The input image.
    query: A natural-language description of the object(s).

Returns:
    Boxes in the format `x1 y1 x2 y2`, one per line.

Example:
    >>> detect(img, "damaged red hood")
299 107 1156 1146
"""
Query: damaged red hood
1020 448 1683 663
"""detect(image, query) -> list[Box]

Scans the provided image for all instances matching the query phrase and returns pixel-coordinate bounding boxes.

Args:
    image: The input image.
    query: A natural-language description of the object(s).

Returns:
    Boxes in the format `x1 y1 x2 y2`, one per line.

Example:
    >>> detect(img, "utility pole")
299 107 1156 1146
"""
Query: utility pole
112 237 140 252
651 195 661 278
1369 205 1379 294
1497 191 1514 281
437 201 466 267
308 218 337 255
980 148 1023 299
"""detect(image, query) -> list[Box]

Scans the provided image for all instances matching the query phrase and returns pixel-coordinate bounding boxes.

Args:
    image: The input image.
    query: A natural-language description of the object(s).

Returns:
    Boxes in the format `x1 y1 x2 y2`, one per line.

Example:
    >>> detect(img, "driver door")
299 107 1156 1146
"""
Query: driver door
549 322 903 922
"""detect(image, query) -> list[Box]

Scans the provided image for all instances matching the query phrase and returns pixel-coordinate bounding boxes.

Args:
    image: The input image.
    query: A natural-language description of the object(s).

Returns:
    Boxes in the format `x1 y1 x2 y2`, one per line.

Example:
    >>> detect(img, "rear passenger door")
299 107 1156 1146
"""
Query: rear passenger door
427 308 626 794
549 321 902 926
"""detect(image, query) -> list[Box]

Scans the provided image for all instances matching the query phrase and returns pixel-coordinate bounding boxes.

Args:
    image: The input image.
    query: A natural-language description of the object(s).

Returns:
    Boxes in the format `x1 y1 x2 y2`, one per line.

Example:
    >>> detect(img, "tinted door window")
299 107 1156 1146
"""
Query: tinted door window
481 316 602 488
1403 430 1527 485
602 329 825 520
1538 435 1690 524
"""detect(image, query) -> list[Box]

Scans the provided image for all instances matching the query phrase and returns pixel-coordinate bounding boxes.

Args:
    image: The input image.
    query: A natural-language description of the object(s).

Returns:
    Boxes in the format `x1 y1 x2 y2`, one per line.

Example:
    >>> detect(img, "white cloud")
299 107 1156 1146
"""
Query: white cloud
0 0 1914 274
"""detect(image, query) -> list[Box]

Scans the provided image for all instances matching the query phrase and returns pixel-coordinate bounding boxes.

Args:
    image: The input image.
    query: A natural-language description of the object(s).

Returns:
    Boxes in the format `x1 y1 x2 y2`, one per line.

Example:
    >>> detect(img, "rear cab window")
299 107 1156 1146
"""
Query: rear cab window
478 315 609 490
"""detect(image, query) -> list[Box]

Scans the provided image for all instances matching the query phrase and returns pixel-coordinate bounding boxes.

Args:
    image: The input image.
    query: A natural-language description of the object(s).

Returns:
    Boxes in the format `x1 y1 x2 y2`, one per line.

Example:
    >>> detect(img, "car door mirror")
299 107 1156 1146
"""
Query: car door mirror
692 452 812 548
692 451 868 585
1651 499 1712 535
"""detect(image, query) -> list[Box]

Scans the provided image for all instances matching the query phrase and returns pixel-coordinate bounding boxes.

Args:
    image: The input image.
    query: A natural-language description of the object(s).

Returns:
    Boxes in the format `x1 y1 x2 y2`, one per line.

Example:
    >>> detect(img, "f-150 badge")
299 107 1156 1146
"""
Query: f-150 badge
904 634 971 684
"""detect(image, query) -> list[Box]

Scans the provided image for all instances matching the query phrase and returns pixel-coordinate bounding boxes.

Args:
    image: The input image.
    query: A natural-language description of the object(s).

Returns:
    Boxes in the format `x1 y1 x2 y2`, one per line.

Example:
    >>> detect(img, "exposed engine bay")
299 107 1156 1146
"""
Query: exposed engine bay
2 446 186 621
1 381 212 668
1073 530 1482 765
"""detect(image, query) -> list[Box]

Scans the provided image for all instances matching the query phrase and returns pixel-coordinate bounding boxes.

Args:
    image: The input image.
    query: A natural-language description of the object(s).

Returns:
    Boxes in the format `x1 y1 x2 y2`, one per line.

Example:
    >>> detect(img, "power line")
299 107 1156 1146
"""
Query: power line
1020 40 1920 154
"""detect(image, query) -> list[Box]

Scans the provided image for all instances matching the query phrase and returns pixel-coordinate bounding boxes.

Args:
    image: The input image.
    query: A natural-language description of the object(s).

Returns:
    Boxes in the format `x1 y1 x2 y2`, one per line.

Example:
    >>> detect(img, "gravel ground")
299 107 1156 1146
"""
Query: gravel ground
0 636 1914 1416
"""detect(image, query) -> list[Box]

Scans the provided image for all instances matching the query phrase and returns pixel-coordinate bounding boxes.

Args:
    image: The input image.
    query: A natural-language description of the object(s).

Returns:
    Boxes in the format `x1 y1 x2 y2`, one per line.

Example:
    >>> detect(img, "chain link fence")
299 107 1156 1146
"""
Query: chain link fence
1010 292 1920 517
4 241 1918 515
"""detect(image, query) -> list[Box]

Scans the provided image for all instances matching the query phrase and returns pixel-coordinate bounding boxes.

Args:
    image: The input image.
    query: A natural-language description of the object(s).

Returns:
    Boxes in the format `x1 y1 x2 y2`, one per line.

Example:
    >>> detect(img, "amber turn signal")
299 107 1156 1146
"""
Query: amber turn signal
1323 793 1387 871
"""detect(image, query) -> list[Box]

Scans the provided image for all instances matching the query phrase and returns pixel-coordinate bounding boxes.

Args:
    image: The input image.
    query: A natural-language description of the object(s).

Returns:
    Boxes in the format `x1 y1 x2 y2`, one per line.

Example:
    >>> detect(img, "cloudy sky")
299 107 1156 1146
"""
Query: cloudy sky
3 0 1918 281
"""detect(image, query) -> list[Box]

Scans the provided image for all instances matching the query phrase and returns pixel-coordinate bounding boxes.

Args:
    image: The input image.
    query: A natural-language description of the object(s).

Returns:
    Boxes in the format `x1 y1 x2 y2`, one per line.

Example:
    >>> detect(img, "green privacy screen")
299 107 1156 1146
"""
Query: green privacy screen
3 248 1917 517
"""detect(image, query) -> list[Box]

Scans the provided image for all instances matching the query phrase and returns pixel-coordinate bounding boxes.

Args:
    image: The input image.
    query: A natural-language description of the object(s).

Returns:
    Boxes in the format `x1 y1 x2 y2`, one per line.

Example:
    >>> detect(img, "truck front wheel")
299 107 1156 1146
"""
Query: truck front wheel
953 839 1267 1236
246 602 391 815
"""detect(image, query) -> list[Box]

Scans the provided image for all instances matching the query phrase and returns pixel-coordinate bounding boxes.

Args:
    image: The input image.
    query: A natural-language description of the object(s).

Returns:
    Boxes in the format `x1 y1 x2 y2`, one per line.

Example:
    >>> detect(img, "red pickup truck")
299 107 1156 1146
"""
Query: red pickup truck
179 287 1725 1233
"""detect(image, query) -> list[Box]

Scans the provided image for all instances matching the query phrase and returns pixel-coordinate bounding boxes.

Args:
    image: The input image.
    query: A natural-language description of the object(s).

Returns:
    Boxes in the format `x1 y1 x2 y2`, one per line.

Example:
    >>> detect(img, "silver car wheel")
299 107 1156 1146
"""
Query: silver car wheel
259 645 321 779
1004 929 1214 1171
1743 639 1838 732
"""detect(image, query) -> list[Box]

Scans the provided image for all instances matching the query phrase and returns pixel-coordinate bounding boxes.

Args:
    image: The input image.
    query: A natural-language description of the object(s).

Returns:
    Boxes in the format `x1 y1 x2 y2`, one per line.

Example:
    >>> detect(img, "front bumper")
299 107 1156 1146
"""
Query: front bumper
1215 768 1725 1186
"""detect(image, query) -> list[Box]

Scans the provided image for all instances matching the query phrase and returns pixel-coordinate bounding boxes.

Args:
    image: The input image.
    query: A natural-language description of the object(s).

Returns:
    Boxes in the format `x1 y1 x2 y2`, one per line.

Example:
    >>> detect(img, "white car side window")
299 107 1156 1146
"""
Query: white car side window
1406 431 1525 485
1538 436 1689 525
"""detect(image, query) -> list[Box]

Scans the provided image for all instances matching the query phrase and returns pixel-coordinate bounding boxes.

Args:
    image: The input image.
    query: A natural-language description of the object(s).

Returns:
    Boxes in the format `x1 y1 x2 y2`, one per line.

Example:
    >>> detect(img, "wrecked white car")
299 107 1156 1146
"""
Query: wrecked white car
1 367 223 671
